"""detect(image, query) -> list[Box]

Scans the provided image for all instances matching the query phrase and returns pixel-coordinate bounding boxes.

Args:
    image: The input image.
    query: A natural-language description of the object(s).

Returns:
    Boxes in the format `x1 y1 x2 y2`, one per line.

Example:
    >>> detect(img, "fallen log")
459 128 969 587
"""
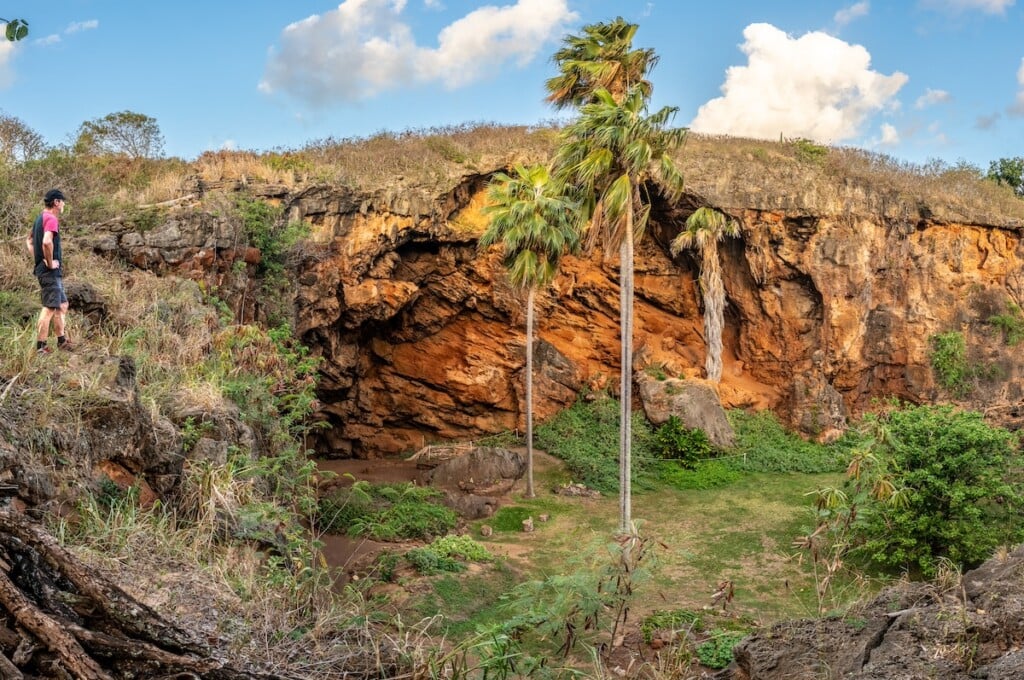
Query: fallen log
0 509 288 679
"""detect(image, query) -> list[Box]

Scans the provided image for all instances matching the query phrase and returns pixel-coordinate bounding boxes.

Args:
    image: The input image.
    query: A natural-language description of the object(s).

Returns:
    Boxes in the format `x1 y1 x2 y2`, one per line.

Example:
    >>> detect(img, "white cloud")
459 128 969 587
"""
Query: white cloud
689 24 908 143
1010 57 1024 116
923 0 1015 13
879 123 899 145
33 34 61 46
424 0 443 8
260 0 577 105
915 88 951 108
834 2 870 27
65 20 99 34
0 39 14 89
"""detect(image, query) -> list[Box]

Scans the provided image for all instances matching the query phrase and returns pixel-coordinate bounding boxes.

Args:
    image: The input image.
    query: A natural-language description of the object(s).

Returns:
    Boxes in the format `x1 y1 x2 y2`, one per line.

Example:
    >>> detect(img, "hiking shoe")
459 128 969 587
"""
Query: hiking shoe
57 340 75 351
36 346 52 355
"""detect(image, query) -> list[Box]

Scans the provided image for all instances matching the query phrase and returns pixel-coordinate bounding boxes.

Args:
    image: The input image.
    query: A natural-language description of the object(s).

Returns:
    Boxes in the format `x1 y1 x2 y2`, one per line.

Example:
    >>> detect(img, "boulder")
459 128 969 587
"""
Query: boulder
419 446 525 495
638 376 736 448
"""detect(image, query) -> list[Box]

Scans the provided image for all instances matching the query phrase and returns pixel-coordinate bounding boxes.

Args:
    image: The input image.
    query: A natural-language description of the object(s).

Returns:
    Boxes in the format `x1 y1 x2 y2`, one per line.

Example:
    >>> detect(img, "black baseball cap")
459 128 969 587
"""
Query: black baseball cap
44 189 66 203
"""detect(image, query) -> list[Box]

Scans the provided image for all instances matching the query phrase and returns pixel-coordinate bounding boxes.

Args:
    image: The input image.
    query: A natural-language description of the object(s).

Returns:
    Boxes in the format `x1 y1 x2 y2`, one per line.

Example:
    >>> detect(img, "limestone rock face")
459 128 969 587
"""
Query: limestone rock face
85 171 1024 457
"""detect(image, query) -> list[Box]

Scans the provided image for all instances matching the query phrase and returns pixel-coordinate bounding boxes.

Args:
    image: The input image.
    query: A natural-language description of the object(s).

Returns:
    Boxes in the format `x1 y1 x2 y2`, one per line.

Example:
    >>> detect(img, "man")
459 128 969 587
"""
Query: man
25 189 72 354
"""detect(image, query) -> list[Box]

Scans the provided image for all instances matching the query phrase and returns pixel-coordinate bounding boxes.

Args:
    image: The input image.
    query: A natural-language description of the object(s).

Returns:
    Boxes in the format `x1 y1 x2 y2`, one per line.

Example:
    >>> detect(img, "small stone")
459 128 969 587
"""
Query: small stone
480 525 493 537
538 514 550 522
522 517 534 533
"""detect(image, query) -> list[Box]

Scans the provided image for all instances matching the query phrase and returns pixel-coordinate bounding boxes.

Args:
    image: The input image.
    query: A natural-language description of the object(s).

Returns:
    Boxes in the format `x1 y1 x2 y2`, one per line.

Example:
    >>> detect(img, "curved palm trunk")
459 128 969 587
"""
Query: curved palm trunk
702 242 725 383
619 232 634 533
525 286 536 498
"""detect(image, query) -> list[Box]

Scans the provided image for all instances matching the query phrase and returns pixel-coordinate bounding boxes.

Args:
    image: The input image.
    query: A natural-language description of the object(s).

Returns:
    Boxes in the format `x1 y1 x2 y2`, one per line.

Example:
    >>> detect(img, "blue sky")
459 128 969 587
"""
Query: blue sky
1 1 1022 168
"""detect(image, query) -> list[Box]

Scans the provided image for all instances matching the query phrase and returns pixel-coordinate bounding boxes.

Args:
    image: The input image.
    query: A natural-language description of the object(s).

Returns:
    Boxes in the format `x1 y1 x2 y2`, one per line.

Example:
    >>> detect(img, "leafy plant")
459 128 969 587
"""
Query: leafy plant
653 416 713 468
696 630 746 669
806 404 1024 580
337 483 457 541
929 331 971 396
989 303 1024 346
791 138 829 163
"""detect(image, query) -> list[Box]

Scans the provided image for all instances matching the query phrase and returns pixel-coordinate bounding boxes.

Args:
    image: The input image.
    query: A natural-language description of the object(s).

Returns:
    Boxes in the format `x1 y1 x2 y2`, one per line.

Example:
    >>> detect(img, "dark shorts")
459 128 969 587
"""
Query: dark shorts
37 270 68 310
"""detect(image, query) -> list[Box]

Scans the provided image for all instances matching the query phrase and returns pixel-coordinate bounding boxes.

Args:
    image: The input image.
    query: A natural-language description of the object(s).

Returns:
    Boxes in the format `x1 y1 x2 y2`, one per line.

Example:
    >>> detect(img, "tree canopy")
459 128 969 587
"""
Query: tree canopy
986 156 1024 197
74 111 166 159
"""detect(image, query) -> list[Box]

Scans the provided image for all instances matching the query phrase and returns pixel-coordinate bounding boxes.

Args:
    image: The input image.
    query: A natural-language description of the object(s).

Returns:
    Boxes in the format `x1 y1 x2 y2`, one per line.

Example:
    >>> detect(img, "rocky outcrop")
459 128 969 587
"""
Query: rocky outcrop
82 165 1024 457
725 545 1024 679
637 376 736 448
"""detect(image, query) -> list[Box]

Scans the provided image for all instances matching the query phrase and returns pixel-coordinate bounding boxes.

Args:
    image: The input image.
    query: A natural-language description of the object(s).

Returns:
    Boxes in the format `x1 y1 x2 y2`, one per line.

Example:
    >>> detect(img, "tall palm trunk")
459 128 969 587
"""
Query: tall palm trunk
618 227 634 533
525 286 536 498
702 242 724 383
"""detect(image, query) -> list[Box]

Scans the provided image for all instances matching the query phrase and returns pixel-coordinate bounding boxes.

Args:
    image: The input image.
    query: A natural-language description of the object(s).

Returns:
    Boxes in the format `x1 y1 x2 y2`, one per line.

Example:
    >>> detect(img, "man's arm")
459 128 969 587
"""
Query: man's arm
41 231 56 269
25 231 33 256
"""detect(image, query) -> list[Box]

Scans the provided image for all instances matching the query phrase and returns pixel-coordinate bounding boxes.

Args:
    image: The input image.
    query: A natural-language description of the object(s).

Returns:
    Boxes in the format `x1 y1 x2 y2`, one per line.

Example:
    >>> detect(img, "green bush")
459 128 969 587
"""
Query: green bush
535 396 658 493
404 535 492 575
989 304 1024 346
345 484 457 541
929 331 971 396
850 405 1024 576
653 416 713 468
726 410 847 473
405 547 465 575
696 630 746 669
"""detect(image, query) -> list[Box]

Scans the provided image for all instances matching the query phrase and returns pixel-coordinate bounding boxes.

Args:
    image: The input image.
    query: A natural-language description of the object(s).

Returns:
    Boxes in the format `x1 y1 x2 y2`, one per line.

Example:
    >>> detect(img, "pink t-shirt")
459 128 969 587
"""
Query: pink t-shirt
42 212 59 234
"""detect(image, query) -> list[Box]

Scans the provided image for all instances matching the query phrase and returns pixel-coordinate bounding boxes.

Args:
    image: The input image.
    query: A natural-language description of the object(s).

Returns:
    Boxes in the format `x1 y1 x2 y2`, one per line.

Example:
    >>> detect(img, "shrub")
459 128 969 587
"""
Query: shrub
929 331 971 395
989 304 1024 346
653 416 713 468
849 405 1024 576
696 630 746 669
405 535 492 575
345 484 457 541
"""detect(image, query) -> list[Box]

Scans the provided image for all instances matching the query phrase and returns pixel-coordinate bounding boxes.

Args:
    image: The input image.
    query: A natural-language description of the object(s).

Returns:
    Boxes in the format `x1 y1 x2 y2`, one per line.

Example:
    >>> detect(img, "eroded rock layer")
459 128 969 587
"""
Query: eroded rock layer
85 171 1024 457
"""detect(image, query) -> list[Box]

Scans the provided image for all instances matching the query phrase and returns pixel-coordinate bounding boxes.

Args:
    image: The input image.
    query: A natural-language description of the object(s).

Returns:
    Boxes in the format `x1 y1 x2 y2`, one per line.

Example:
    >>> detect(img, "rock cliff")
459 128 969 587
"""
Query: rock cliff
84 155 1024 458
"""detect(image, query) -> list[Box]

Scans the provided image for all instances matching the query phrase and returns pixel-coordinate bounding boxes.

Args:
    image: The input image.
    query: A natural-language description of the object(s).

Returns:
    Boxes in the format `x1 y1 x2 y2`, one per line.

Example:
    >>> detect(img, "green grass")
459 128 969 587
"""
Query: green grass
414 565 520 637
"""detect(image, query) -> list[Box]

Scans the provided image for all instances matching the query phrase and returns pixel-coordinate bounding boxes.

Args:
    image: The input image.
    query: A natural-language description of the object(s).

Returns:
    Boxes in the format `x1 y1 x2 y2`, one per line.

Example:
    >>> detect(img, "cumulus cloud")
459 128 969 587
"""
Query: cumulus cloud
923 0 1015 13
834 2 870 27
33 34 61 46
879 123 899 145
915 88 951 108
1010 57 1024 116
260 0 577 105
689 23 908 143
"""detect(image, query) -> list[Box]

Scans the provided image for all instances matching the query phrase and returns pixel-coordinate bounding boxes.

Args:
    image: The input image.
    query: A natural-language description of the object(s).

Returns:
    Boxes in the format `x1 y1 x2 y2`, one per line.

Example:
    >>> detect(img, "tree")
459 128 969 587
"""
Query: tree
546 16 656 109
1 18 28 41
553 85 686 532
0 112 47 163
481 164 578 498
74 111 165 159
986 156 1024 197
548 18 685 533
670 207 739 383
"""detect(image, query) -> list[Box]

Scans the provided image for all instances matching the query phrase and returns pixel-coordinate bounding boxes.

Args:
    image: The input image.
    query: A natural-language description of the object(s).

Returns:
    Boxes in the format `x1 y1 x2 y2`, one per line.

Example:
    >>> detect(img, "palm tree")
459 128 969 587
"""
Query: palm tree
670 207 739 383
553 87 686 532
546 16 656 109
481 164 578 498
